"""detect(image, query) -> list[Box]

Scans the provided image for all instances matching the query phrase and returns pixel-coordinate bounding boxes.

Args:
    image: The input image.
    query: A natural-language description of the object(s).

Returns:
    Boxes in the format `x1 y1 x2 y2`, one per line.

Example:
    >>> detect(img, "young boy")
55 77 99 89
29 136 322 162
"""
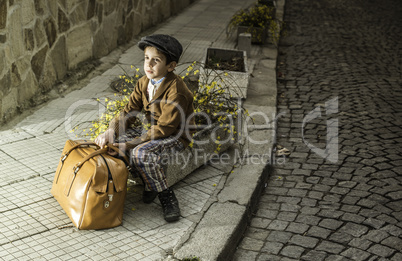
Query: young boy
95 34 195 222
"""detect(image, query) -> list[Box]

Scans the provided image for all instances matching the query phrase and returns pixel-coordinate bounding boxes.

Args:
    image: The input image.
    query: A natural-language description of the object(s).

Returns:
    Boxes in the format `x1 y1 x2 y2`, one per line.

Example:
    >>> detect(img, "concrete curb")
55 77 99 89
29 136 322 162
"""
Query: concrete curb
172 51 277 261
171 0 285 259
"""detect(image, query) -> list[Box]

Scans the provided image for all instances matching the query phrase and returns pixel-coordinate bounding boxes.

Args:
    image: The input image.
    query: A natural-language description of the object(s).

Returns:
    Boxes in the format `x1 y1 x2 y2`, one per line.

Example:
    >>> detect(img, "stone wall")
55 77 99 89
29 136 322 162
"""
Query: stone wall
0 0 193 124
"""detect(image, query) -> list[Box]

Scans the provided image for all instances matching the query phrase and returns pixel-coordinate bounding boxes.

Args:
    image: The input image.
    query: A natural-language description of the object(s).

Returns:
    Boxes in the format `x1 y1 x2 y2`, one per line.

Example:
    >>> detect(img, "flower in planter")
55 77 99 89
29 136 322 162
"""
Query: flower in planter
226 4 282 45
201 48 249 98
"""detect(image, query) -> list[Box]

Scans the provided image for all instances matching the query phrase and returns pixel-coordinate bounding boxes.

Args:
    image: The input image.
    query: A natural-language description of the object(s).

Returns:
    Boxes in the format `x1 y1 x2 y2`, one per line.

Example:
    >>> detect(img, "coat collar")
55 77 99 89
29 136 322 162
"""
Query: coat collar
148 72 176 102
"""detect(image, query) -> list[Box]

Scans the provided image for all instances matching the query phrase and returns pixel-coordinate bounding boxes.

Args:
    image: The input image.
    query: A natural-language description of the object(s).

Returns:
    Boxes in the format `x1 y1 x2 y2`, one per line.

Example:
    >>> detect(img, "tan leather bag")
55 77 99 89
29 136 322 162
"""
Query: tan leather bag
51 140 130 230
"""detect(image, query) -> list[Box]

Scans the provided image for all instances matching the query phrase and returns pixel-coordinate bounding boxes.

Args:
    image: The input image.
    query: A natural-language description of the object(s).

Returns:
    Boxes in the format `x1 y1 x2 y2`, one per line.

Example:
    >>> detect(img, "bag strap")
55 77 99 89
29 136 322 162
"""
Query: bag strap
72 144 130 174
73 148 109 174
62 141 129 165
61 141 99 162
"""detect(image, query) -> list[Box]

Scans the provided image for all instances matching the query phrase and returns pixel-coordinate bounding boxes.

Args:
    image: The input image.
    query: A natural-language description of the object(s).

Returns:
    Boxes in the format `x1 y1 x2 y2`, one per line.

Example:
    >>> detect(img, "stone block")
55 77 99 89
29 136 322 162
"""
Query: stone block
66 23 92 68
117 25 126 45
70 1 87 25
0 0 6 29
11 63 21 87
200 48 250 99
124 12 135 42
24 28 34 51
260 59 276 70
58 7 70 33
165 123 234 187
243 100 277 127
17 71 38 107
34 0 45 15
218 160 268 205
93 30 108 58
127 0 133 13
65 0 85 13
2 87 18 121
34 19 46 47
47 0 57 17
0 34 6 43
50 36 67 79
104 0 117 16
244 129 275 156
135 0 143 12
0 47 6 76
0 70 11 95
9 6 25 58
31 45 48 82
238 25 267 44
141 10 152 30
262 46 278 60
0 91 2 121
15 55 31 80
58 0 66 10
174 202 246 261
158 0 171 20
102 12 118 53
133 11 141 36
94 3 103 24
40 55 57 92
247 72 276 97
87 0 96 19
43 17 57 48
21 0 35 25
238 33 251 58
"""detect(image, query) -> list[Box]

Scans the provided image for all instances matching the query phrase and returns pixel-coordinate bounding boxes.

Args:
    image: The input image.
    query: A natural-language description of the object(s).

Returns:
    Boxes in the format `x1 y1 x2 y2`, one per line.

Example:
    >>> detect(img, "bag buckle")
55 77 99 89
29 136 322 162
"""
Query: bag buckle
108 180 114 201
73 166 80 174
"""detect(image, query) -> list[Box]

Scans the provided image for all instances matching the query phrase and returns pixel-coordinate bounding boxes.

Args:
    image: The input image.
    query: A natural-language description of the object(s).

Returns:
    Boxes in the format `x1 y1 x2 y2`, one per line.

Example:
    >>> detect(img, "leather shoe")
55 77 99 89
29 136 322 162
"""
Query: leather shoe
143 190 158 204
158 188 180 222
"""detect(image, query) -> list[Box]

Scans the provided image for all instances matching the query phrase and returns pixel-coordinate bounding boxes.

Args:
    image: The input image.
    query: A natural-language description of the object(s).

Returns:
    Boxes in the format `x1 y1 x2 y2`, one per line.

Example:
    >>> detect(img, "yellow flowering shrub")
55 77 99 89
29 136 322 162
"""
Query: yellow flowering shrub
228 5 274 29
73 62 250 153
226 3 283 45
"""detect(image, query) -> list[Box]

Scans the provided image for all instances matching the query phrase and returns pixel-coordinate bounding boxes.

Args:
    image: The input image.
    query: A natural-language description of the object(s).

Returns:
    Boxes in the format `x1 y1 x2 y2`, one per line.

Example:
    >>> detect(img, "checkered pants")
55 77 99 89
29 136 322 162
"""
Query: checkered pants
115 128 184 192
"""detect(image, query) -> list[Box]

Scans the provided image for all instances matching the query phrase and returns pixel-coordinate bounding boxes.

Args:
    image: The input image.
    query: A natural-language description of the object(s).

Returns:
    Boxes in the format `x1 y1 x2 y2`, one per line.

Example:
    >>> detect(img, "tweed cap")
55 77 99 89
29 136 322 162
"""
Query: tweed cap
138 34 183 63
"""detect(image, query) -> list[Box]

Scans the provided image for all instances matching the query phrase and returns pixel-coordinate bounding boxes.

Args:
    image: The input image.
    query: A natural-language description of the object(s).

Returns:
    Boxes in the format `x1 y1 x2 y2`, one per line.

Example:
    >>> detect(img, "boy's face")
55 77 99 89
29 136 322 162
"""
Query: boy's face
144 46 176 81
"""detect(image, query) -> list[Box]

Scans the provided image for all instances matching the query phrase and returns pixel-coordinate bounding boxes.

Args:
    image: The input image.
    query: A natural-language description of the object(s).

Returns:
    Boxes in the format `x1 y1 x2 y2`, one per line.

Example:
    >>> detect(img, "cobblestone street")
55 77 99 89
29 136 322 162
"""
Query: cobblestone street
234 0 402 260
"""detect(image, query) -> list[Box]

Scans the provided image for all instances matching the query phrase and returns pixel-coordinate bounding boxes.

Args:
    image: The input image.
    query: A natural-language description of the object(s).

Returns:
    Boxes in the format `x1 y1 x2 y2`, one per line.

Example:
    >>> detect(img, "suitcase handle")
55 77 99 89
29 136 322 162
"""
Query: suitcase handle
73 148 109 173
73 144 130 173
61 141 100 162
62 141 130 166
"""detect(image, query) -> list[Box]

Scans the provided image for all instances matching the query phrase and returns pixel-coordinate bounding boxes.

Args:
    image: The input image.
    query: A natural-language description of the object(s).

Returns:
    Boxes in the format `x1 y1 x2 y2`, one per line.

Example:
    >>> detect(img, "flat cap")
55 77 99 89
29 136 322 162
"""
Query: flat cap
138 34 183 63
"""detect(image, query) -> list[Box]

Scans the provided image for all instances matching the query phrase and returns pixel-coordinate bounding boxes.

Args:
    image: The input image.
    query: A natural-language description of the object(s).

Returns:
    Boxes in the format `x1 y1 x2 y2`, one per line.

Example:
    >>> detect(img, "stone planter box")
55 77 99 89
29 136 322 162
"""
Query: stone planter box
166 121 236 186
237 25 268 44
199 47 249 99
128 120 237 187
258 0 276 7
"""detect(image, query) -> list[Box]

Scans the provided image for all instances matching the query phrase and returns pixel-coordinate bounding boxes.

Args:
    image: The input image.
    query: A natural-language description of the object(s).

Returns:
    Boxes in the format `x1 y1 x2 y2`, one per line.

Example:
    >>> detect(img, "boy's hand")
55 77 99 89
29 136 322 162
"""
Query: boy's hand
108 143 127 156
94 129 115 148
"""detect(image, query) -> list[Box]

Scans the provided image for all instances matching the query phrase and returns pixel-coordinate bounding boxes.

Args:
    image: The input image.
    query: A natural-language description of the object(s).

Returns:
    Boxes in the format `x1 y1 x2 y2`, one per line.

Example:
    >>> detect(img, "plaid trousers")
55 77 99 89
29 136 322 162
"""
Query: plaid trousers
116 128 184 192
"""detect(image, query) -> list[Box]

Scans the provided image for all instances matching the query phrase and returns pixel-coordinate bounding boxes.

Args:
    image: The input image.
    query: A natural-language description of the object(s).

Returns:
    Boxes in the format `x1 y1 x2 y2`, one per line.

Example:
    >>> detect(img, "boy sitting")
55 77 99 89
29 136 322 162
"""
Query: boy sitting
95 34 195 222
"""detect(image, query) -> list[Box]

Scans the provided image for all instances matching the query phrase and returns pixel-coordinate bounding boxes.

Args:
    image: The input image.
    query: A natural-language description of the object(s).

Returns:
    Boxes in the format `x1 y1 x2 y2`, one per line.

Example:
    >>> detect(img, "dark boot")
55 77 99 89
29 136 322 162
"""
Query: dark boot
143 190 158 204
158 188 181 222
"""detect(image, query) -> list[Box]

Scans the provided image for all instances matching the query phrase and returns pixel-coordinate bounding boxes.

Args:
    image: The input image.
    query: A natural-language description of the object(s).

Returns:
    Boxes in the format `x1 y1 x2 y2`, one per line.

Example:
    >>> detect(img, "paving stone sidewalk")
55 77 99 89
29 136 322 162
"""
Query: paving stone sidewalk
0 0 282 260
234 0 402 260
